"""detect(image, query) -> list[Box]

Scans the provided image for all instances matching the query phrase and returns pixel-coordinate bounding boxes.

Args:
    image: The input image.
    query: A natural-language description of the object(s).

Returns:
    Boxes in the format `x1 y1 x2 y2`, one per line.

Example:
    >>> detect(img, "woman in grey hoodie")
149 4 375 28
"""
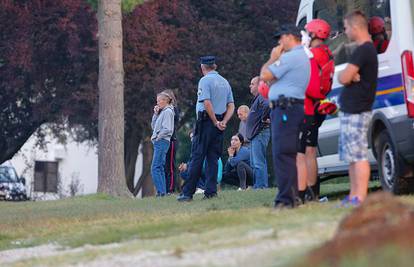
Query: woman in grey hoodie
151 91 175 197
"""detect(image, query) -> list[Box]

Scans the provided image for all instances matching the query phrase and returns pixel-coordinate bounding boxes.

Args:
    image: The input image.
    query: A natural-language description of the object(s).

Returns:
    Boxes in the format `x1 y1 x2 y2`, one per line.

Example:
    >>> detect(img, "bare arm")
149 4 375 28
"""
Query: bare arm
222 102 235 125
260 45 284 82
338 63 360 86
203 99 219 125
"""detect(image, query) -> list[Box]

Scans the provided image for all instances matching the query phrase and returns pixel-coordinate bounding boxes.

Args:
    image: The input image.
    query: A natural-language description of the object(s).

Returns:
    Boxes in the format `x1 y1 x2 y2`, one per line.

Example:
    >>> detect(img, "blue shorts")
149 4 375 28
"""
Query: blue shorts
339 111 372 163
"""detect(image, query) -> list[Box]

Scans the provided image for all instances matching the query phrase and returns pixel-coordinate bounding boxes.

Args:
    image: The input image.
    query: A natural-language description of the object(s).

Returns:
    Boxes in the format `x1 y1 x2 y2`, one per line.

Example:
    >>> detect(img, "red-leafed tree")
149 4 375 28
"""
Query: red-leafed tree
122 0 300 195
0 0 98 163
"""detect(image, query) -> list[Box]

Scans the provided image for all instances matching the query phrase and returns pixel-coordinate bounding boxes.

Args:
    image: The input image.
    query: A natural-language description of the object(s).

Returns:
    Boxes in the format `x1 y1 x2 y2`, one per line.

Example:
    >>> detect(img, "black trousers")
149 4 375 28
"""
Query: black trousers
165 139 178 193
182 119 223 197
221 161 254 189
270 103 304 206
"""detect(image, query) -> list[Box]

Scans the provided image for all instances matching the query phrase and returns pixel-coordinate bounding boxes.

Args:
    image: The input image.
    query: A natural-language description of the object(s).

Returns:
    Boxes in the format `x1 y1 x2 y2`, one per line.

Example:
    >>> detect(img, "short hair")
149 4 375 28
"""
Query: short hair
201 63 217 71
237 105 250 113
344 10 368 30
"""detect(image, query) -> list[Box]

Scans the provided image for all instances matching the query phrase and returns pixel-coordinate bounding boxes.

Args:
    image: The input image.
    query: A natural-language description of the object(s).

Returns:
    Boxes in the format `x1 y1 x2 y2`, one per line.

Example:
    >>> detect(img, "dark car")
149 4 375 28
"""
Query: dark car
0 165 28 201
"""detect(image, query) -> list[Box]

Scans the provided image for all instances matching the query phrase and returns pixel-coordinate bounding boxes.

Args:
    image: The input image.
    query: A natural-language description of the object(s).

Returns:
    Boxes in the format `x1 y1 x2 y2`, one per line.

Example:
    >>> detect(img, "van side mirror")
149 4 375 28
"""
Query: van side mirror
20 177 26 186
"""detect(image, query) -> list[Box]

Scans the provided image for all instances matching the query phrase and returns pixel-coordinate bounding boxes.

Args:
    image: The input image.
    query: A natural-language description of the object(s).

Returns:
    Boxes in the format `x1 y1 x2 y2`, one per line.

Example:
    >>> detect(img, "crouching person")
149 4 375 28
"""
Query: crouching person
221 134 253 190
151 91 175 197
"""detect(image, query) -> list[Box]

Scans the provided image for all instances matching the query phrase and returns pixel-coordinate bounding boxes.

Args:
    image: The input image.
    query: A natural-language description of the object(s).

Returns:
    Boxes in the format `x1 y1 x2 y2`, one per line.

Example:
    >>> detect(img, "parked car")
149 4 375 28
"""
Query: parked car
0 164 28 201
296 0 414 194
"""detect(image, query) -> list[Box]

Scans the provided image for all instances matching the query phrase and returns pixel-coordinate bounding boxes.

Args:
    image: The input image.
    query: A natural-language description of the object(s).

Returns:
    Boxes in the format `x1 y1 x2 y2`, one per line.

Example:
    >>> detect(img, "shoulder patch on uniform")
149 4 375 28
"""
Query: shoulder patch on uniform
197 88 202 96
273 60 281 67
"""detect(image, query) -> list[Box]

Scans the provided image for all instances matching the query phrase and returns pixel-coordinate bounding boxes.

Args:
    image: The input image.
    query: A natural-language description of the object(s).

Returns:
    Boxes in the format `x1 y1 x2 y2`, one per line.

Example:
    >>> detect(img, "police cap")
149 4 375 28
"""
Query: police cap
274 24 302 39
200 56 216 65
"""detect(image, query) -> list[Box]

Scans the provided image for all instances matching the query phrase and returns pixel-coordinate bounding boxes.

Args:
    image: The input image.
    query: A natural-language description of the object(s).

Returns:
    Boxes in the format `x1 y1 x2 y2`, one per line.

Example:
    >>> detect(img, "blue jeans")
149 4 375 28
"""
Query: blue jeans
151 139 170 195
250 127 270 189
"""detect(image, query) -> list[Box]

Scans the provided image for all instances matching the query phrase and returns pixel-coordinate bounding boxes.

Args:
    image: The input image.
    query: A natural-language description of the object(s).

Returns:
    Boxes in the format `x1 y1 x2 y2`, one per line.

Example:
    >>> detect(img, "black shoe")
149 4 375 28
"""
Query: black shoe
202 193 218 200
177 194 193 202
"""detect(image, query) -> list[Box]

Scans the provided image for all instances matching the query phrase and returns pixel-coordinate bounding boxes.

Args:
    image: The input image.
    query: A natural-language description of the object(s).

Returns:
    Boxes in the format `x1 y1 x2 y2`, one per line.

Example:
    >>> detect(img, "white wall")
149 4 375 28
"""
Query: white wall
9 128 143 198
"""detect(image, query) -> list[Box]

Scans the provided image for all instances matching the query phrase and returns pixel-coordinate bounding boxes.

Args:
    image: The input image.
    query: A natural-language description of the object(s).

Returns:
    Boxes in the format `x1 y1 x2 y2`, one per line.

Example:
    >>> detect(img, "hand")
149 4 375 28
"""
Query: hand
227 147 235 157
270 45 284 61
178 163 187 172
153 105 160 114
216 121 226 131
218 121 227 131
352 73 360 82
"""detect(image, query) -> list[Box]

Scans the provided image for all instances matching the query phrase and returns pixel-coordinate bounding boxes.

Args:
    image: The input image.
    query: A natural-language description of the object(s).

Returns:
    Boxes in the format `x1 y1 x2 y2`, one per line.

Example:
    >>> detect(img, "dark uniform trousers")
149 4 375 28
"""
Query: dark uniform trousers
271 103 304 206
182 115 224 197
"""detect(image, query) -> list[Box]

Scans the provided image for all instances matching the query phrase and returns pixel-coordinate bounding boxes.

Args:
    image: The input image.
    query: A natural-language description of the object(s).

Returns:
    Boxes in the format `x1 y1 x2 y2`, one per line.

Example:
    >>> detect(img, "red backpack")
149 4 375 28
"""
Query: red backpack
305 44 335 100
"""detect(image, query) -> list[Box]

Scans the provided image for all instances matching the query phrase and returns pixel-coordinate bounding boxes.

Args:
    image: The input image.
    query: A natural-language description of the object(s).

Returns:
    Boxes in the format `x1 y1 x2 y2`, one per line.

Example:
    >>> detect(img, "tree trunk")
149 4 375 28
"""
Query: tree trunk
97 0 129 197
139 137 155 197
124 126 141 193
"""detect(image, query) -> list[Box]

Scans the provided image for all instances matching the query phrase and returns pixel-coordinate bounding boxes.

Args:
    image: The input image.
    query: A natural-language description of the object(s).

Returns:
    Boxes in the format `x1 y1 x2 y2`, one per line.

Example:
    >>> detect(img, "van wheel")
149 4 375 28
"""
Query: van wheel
376 131 411 194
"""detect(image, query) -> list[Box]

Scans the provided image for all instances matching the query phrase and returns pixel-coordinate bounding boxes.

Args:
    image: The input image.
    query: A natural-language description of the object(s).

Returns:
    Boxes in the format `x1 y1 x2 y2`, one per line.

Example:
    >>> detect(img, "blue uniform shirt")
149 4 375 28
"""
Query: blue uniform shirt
196 71 234 115
268 45 310 101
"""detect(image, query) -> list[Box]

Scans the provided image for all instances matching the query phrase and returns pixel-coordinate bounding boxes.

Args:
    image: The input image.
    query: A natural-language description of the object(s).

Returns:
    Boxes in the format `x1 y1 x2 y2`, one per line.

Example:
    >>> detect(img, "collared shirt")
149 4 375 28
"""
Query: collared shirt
196 71 234 115
268 45 310 101
246 94 270 140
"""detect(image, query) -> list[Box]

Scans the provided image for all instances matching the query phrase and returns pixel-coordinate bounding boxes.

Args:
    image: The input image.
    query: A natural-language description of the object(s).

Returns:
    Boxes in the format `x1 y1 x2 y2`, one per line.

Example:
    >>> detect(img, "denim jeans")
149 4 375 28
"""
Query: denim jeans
151 139 170 195
250 127 270 189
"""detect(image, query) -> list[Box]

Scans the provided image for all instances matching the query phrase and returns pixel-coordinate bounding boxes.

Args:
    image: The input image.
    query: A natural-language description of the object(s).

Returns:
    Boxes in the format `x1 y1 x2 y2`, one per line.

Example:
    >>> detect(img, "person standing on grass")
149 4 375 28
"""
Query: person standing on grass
237 105 250 145
245 76 271 189
297 19 335 203
163 89 180 194
177 56 235 202
338 11 378 205
151 91 175 197
260 24 310 209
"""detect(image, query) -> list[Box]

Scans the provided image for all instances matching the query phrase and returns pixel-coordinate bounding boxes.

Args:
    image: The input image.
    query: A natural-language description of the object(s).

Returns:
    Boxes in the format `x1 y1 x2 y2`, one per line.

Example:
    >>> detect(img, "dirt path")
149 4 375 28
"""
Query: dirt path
0 223 337 267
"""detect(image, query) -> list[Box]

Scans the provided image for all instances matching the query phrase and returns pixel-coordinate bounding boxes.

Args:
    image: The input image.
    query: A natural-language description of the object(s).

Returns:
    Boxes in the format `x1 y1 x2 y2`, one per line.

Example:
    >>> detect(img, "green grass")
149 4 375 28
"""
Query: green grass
0 181 399 267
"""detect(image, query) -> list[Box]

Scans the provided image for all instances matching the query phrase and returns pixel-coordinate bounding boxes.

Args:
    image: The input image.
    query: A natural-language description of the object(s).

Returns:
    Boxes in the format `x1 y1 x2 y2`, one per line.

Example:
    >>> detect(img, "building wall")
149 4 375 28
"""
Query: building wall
9 131 143 198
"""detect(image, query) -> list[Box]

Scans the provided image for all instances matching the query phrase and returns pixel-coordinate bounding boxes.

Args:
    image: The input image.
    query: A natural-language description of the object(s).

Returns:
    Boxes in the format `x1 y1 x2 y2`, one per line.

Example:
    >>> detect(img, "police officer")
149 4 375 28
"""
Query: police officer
260 25 310 209
177 56 235 201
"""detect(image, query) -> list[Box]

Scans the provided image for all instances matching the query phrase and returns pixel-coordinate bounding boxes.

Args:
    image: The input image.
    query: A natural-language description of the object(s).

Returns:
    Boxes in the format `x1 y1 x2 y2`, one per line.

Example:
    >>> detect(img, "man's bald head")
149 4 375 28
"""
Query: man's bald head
250 76 260 95
237 105 250 121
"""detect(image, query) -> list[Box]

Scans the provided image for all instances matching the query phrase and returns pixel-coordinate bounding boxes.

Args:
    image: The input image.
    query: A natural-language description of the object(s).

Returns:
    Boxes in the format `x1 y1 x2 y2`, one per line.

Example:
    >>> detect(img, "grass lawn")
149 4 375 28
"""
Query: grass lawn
1 181 411 267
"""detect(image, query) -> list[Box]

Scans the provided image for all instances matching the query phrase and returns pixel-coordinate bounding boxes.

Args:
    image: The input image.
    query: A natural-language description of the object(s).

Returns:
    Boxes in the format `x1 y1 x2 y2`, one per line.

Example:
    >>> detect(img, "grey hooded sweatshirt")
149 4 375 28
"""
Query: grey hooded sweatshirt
151 105 175 142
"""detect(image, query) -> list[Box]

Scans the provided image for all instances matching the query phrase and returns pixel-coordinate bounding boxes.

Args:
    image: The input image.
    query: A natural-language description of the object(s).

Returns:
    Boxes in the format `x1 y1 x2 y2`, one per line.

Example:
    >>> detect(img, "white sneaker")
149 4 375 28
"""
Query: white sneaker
195 188 204 194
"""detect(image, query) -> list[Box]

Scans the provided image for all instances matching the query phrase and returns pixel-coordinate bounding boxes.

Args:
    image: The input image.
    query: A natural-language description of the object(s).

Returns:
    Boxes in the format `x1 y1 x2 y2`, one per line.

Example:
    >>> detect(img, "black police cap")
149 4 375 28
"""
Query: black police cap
200 56 216 65
274 24 302 39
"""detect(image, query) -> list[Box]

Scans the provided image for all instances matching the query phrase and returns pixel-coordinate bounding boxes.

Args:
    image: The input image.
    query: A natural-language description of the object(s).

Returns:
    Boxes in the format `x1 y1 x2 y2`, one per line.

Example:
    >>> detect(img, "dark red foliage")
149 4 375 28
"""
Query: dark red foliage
0 0 98 162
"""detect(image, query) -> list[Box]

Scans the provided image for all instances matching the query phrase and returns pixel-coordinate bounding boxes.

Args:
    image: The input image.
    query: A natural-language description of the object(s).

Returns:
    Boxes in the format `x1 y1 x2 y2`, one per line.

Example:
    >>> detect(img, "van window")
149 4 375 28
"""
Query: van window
313 0 391 65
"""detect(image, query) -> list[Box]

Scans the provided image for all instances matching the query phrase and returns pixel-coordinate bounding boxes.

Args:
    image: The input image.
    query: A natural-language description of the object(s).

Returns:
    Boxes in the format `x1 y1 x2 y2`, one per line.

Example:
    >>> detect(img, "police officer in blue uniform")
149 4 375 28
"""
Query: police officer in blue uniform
260 25 310 209
177 56 235 201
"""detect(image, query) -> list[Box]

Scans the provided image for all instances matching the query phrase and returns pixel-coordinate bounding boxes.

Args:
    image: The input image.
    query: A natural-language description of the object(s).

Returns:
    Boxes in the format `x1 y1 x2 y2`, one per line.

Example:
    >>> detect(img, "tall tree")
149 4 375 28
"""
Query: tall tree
97 0 129 196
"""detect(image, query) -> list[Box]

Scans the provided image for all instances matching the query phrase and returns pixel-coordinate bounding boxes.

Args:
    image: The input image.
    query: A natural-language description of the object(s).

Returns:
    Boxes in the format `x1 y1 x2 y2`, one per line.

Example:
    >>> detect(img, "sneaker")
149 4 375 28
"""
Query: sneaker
195 188 204 194
349 196 362 207
337 196 350 208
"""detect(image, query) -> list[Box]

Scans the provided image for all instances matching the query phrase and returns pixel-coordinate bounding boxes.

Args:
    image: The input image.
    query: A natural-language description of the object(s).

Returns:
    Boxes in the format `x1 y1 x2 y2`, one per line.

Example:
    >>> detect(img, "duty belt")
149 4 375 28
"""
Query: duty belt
269 96 304 109
197 111 225 121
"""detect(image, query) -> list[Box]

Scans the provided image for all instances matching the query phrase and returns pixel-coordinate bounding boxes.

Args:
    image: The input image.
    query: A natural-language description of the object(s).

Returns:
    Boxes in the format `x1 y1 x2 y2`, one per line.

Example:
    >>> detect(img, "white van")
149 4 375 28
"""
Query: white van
296 0 414 194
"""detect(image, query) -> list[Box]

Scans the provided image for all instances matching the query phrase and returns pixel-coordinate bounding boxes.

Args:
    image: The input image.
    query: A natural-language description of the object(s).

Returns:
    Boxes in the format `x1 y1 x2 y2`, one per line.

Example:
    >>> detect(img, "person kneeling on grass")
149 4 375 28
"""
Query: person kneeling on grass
179 158 223 194
221 133 253 190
